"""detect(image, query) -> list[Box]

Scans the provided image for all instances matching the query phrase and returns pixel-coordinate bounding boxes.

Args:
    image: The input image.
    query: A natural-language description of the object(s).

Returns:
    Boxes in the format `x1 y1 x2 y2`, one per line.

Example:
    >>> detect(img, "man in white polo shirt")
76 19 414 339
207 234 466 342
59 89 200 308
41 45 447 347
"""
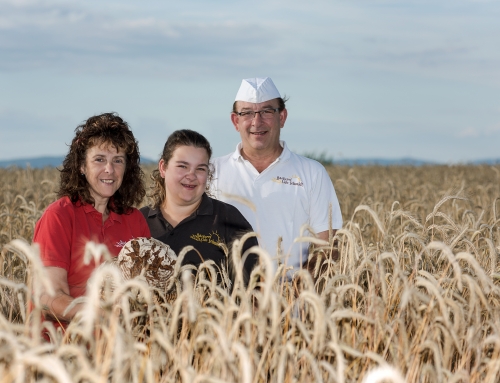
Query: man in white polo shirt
211 77 342 275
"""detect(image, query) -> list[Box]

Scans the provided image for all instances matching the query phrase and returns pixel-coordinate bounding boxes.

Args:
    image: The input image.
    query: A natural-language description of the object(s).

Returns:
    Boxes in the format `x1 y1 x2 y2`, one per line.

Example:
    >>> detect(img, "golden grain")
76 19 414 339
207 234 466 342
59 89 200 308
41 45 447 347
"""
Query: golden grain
1 165 500 382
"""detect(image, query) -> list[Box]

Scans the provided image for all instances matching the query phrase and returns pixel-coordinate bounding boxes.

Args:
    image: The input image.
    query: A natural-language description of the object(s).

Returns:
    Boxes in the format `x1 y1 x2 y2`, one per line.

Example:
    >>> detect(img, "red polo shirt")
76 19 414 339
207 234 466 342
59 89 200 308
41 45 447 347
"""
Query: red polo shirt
33 196 151 298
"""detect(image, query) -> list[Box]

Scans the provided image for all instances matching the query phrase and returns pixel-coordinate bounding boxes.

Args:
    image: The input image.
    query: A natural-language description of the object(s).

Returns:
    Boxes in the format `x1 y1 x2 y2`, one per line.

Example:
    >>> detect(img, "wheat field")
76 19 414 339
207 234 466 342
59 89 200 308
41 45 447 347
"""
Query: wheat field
1 164 500 383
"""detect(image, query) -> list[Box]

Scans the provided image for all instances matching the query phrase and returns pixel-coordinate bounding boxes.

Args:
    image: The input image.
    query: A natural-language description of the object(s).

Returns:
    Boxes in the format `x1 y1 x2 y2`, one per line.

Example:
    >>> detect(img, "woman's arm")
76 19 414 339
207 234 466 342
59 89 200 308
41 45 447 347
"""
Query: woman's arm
40 267 84 322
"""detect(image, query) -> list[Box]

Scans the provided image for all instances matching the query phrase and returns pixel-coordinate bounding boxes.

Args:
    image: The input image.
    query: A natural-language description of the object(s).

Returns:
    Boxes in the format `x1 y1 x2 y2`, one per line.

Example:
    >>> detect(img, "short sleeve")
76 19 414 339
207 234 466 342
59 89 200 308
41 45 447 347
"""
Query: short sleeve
309 166 343 233
32 202 73 271
222 203 259 279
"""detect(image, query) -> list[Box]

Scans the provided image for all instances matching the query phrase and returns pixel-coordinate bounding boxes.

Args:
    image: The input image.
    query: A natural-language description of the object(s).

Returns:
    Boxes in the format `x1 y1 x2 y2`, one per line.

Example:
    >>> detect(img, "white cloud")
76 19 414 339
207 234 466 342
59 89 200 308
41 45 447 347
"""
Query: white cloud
0 0 499 163
0 2 288 77
458 128 479 137
0 108 72 159
458 123 500 138
0 0 498 84
486 123 500 134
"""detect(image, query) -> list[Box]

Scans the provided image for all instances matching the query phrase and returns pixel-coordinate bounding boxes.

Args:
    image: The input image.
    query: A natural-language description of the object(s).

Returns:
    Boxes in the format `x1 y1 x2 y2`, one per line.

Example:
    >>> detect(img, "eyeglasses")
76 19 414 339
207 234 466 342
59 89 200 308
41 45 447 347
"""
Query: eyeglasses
235 108 280 120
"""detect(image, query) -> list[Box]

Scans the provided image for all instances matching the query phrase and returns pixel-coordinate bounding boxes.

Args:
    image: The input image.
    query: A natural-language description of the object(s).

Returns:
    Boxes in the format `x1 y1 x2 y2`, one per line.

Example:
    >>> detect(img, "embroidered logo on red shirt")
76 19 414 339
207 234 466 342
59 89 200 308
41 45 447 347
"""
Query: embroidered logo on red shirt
114 239 134 248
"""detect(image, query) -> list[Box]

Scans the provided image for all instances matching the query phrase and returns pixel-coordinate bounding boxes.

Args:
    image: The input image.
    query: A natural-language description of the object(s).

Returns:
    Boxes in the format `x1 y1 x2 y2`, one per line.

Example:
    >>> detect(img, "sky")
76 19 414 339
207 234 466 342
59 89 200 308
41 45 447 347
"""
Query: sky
0 0 499 164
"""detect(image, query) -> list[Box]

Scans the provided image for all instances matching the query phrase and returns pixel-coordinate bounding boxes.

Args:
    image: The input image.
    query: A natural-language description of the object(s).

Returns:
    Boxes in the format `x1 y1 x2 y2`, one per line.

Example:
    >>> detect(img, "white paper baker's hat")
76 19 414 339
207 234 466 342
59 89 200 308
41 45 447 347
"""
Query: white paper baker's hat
234 77 281 103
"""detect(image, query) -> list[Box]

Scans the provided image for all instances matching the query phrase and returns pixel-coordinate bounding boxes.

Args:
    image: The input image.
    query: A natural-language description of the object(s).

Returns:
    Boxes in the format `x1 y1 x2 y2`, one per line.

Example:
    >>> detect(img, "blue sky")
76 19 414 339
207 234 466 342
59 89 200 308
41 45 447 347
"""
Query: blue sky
0 0 499 163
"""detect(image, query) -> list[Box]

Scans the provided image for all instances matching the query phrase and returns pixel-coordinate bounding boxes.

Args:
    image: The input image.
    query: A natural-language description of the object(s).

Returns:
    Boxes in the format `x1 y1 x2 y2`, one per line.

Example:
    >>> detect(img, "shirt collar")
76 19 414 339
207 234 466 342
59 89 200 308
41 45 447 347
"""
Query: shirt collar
148 193 213 218
81 201 122 223
232 140 290 162
277 141 291 162
197 193 213 215
146 205 160 218
231 142 243 160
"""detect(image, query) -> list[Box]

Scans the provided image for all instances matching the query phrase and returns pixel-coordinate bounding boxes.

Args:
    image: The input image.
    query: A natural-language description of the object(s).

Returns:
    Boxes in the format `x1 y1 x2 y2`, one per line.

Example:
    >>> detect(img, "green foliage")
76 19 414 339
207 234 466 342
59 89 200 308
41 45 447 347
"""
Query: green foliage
302 150 334 165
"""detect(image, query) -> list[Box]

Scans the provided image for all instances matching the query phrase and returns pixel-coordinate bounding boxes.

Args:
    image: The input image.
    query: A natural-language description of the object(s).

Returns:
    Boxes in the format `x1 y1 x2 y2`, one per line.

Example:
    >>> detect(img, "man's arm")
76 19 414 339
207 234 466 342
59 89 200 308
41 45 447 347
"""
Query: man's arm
316 229 338 261
40 267 83 322
317 230 333 243
305 162 343 274
303 229 339 278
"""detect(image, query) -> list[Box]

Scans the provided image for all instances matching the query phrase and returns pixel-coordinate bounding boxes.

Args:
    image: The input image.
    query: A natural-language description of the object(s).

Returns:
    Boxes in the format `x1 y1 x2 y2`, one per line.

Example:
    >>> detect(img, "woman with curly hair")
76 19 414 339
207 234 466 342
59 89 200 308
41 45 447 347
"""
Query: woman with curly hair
33 112 150 331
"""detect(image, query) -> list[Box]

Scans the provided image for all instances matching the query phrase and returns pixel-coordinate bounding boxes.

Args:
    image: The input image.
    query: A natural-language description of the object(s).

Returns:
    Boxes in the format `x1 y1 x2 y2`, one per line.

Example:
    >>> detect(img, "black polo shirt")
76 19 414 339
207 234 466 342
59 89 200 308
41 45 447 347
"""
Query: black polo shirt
140 193 258 282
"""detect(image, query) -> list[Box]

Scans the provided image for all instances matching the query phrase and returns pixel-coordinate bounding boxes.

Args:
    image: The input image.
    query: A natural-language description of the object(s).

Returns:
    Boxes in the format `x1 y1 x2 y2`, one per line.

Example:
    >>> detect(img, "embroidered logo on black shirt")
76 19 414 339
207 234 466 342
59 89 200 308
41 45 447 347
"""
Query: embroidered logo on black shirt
190 231 224 247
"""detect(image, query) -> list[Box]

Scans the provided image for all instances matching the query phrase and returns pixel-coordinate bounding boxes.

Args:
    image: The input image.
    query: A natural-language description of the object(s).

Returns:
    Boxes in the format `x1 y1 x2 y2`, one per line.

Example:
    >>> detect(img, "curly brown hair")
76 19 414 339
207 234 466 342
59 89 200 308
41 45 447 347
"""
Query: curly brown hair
150 129 213 208
58 112 146 214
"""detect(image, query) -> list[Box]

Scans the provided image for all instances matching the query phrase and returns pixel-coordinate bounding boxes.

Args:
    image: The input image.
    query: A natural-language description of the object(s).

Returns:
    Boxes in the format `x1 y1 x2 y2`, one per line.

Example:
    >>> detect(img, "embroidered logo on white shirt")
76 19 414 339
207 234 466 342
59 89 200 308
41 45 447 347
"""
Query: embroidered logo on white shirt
272 174 304 187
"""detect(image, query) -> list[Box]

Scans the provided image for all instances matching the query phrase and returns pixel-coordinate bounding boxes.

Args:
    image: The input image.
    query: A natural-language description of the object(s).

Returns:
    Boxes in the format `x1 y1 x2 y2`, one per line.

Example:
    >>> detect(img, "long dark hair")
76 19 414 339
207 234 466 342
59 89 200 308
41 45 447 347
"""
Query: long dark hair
150 129 213 208
58 112 146 214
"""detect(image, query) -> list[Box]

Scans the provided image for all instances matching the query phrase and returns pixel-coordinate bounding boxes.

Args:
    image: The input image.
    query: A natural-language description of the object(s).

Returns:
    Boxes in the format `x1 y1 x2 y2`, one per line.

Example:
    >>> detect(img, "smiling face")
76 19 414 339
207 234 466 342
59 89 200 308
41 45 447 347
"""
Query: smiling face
160 145 209 209
231 98 287 157
81 143 126 212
